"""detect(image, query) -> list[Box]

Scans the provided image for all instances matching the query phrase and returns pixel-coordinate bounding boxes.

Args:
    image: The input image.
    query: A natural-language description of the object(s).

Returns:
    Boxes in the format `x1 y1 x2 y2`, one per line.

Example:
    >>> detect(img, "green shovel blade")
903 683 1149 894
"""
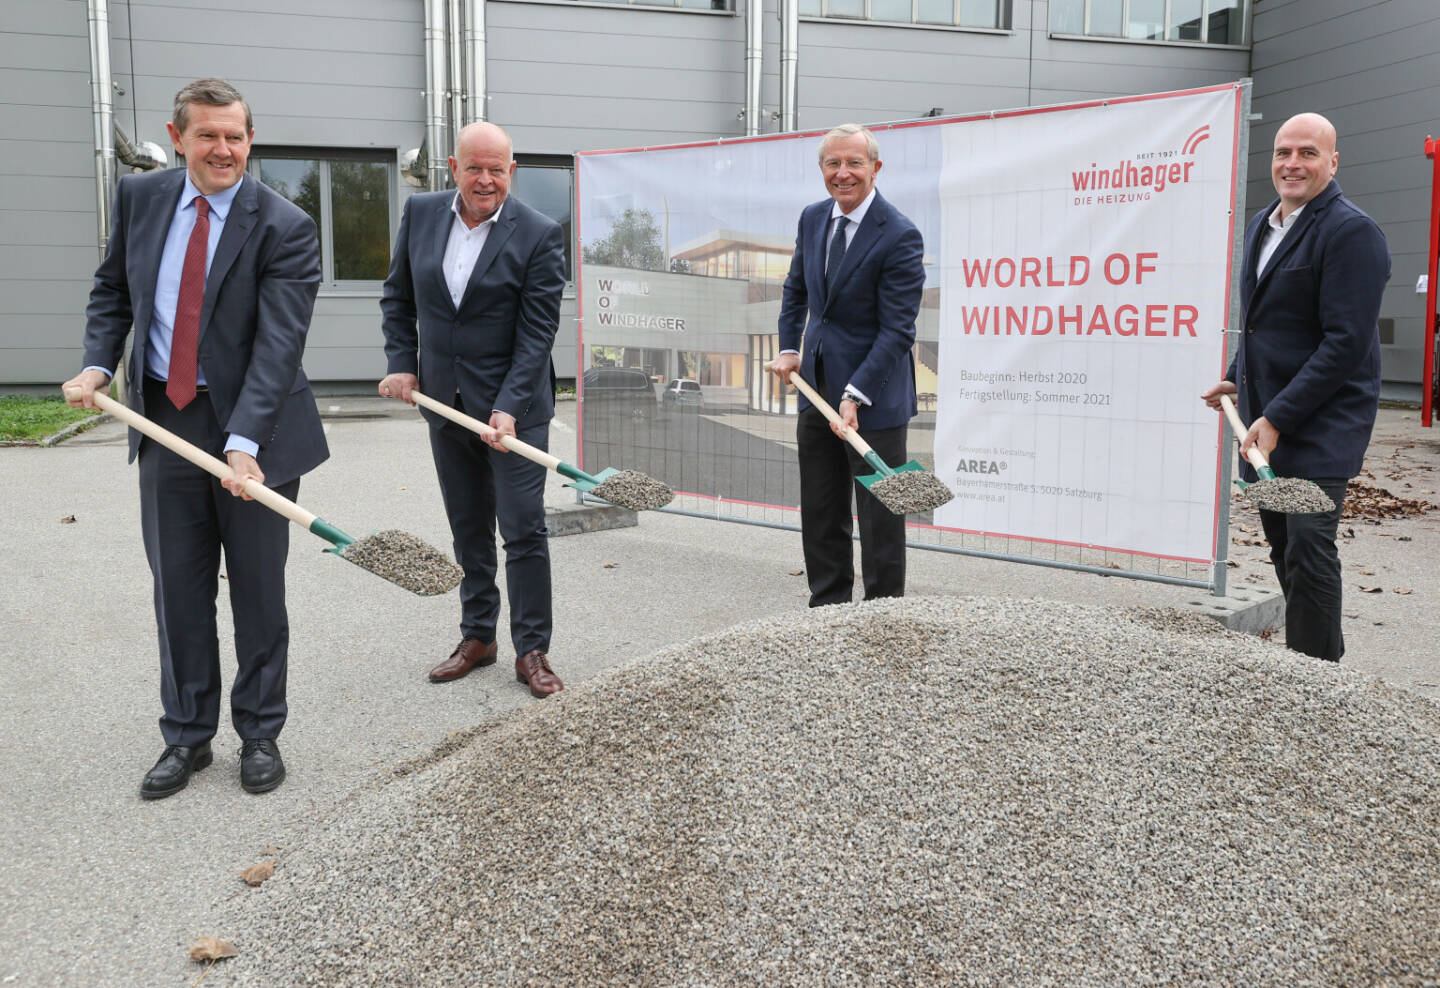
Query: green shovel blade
562 465 619 494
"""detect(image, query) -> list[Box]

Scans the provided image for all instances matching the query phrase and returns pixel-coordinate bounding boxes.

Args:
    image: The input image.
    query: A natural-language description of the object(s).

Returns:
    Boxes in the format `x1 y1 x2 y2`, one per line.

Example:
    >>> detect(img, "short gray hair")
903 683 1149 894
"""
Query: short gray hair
818 124 879 164
172 78 252 133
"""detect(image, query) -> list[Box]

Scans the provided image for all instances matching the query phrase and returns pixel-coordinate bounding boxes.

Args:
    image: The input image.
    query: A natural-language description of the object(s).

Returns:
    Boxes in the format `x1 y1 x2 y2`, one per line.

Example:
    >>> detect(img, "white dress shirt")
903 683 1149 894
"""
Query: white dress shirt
1256 201 1305 278
443 194 502 307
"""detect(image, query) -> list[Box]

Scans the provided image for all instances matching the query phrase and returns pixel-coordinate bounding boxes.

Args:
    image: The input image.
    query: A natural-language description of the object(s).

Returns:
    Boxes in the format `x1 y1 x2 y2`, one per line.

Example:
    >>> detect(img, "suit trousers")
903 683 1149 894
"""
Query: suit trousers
139 378 298 746
1258 477 1349 662
796 362 907 607
429 402 552 655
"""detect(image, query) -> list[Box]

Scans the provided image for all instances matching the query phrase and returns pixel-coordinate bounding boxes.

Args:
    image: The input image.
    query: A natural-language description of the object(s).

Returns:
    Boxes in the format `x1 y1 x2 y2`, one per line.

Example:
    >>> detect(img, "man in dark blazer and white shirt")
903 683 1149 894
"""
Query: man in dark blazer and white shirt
1203 112 1390 662
64 79 328 798
770 124 926 607
378 122 568 697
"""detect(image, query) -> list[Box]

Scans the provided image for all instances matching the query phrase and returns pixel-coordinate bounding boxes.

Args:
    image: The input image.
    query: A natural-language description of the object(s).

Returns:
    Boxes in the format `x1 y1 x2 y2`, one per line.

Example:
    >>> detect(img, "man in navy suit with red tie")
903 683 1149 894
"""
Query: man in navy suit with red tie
65 79 328 798
1203 112 1390 662
770 124 926 608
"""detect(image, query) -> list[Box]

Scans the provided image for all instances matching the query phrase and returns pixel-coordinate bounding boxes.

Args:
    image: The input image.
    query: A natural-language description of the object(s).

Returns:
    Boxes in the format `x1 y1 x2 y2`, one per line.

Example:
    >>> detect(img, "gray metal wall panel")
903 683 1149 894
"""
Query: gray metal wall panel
2 280 91 315
1249 0 1440 387
0 246 101 282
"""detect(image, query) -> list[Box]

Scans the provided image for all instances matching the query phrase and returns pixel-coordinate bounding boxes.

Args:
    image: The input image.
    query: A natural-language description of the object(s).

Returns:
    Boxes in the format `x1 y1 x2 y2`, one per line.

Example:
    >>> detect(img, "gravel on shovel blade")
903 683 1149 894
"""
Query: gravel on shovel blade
590 469 674 511
338 529 462 596
1245 476 1336 514
220 597 1440 985
868 468 954 514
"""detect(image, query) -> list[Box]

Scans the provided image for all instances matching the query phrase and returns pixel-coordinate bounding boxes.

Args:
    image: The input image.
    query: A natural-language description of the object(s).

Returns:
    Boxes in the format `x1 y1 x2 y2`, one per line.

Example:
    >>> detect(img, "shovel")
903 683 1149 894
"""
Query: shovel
767 364 953 514
408 390 673 511
1218 393 1334 514
66 387 461 595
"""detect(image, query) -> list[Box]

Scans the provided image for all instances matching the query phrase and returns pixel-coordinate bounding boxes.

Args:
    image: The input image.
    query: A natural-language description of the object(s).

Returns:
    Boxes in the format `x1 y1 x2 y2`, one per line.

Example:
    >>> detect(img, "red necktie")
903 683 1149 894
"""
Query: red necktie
167 196 210 410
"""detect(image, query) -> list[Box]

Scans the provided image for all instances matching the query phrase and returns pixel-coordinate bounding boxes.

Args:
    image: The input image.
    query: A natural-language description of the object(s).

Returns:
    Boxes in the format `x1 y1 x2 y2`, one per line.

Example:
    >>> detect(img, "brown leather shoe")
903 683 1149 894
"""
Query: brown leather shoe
515 649 564 697
428 637 497 682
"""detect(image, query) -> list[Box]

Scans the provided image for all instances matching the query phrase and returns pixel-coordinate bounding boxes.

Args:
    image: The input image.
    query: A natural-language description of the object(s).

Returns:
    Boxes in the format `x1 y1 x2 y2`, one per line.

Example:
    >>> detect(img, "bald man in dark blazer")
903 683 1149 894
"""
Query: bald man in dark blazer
379 122 568 698
1204 112 1390 662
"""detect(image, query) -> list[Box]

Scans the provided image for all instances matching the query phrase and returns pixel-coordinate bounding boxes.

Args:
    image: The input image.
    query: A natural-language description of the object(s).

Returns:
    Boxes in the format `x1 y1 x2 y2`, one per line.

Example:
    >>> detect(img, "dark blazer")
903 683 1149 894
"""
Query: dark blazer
777 190 925 431
1227 179 1389 480
82 168 328 485
380 192 566 429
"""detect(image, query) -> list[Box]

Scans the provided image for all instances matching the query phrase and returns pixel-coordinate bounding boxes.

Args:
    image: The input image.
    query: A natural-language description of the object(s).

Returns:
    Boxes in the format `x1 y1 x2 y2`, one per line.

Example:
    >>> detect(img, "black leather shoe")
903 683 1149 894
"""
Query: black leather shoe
140 741 213 800
240 739 286 794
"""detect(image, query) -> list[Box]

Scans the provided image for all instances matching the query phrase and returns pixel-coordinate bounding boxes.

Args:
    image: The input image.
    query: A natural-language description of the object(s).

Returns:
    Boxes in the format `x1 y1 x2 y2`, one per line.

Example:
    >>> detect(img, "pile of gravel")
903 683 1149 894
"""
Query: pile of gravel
1245 476 1336 514
589 469 674 511
217 597 1440 984
339 529 462 596
867 468 954 514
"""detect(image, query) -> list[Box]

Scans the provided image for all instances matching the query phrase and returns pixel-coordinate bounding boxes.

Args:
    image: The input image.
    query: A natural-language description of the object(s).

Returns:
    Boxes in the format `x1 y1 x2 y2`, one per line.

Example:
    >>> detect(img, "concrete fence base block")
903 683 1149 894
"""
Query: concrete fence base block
546 501 638 537
1184 583 1286 636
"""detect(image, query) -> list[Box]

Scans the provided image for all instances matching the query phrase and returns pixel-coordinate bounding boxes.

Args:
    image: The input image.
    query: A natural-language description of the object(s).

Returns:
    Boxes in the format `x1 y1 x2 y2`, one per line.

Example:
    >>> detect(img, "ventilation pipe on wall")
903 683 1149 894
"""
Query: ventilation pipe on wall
745 0 763 136
86 0 116 258
462 0 485 125
779 0 798 132
424 0 451 190
114 123 167 172
447 0 465 149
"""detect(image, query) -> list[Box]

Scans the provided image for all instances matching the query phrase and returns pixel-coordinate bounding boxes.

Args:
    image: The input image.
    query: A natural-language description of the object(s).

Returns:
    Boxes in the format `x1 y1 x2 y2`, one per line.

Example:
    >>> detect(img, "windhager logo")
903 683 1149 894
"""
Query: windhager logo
1069 125 1210 207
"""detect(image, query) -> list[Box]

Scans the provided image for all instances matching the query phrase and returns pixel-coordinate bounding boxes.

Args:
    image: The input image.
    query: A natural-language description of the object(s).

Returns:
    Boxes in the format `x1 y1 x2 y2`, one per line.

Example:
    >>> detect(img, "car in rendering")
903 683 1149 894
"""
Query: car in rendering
661 378 703 411
581 367 656 421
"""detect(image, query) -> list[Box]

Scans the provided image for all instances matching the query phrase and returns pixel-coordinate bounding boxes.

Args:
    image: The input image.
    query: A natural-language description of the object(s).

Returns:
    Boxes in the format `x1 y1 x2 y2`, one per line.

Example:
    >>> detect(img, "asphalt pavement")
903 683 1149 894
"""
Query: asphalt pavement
1 396 1436 984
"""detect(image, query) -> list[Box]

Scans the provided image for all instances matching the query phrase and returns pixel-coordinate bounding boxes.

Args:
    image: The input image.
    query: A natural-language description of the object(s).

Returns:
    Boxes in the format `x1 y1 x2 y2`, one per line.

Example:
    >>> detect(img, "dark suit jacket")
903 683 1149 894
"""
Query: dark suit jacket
82 168 329 486
1227 179 1389 481
777 190 925 431
380 193 566 429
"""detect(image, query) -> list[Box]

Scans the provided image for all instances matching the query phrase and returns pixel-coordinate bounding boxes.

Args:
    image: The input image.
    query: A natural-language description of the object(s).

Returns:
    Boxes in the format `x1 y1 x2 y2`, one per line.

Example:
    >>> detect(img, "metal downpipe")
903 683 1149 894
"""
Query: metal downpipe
463 0 485 124
744 0 763 136
447 0 464 149
424 0 450 190
779 0 798 132
86 0 116 258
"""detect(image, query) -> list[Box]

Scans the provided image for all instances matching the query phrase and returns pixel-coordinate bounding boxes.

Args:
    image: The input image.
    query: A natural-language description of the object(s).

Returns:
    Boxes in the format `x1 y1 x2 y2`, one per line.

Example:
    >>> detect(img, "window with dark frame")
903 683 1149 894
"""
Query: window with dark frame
513 155 575 282
799 0 1009 29
1050 0 1247 45
249 148 395 287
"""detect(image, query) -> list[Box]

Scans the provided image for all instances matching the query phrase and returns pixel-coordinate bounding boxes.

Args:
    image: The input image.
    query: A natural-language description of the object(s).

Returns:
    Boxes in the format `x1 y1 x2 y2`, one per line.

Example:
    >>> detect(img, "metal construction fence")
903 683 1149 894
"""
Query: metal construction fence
575 83 1253 594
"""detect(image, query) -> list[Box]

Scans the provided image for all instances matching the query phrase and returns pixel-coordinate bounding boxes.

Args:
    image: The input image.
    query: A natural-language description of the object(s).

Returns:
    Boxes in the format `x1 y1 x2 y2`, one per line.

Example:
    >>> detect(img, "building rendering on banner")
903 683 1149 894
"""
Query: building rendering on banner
3 0 1435 398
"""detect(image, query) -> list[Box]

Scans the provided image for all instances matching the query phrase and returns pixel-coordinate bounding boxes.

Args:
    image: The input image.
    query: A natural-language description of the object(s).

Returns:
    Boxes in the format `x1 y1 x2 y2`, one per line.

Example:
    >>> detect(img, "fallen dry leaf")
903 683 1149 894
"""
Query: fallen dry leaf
1358 586 1383 593
188 936 237 961
59 514 76 524
602 562 617 569
240 860 275 886
1394 588 1413 595
1358 569 1375 575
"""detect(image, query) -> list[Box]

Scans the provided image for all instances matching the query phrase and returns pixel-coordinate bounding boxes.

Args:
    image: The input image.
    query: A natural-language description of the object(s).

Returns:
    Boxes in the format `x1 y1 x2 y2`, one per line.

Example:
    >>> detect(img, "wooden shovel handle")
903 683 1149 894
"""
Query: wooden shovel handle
67 387 318 529
1219 393 1270 473
764 362 876 458
409 390 561 472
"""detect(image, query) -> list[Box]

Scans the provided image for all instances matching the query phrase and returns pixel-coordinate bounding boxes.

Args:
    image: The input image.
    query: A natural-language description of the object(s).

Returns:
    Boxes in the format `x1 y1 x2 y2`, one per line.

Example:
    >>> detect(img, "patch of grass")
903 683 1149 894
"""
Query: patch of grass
0 395 102 442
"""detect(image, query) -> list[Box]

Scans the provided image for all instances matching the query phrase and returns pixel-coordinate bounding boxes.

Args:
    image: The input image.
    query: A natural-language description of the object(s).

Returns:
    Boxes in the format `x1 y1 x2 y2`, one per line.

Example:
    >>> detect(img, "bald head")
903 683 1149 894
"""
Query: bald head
454 121 513 164
450 122 515 226
1271 112 1338 218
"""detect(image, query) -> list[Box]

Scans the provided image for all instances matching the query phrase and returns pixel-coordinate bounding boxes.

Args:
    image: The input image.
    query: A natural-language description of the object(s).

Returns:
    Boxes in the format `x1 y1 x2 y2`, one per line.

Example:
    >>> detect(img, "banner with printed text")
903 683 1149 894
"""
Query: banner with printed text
932 87 1240 561
576 84 1243 566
